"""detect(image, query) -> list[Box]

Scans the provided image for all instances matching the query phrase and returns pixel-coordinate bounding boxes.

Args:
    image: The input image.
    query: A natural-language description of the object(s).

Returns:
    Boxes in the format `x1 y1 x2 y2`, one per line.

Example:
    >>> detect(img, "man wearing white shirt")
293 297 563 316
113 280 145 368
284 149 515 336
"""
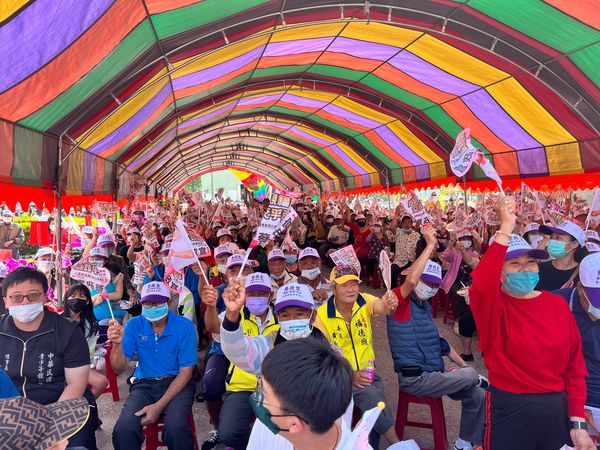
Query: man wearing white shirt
247 338 366 450
296 247 332 307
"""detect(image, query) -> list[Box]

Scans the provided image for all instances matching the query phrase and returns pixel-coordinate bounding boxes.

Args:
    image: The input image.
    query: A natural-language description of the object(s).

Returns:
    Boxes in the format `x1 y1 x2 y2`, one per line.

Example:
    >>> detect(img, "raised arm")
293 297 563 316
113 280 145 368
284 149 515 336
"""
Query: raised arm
397 225 438 300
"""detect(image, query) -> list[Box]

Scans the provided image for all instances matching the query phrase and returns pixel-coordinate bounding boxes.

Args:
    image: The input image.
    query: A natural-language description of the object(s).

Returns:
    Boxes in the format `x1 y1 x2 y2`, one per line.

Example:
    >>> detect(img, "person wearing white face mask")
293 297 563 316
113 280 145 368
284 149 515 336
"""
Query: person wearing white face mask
268 249 297 296
296 248 332 307
387 225 487 450
553 253 600 427
108 281 198 450
0 267 98 449
0 210 24 258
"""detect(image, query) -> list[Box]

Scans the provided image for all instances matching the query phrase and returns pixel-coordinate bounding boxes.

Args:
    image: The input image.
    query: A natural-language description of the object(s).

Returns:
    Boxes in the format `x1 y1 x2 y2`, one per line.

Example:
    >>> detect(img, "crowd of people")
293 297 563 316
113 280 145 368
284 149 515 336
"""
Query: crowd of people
0 187 598 450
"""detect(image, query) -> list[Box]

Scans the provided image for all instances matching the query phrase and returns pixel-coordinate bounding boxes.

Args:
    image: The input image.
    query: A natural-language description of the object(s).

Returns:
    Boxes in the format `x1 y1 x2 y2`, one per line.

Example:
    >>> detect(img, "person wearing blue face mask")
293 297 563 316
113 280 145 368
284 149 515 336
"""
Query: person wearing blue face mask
108 281 198 450
268 249 297 297
536 220 588 291
470 196 594 450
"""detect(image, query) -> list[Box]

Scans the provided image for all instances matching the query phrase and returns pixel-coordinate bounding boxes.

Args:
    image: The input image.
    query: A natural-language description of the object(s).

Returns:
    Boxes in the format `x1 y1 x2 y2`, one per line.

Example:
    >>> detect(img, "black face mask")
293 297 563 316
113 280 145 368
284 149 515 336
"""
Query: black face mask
357 221 367 227
68 299 88 313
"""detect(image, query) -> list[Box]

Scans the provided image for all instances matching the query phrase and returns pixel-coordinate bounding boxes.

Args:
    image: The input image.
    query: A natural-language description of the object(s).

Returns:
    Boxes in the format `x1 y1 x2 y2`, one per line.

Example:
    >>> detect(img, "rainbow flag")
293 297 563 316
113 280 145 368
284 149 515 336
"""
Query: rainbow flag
229 169 269 201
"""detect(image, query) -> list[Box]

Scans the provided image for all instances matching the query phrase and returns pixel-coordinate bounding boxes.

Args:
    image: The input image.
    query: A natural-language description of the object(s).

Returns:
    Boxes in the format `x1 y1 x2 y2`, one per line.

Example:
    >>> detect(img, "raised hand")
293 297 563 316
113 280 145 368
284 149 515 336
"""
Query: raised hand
382 290 399 311
202 284 218 308
421 225 437 247
107 319 124 344
496 196 517 233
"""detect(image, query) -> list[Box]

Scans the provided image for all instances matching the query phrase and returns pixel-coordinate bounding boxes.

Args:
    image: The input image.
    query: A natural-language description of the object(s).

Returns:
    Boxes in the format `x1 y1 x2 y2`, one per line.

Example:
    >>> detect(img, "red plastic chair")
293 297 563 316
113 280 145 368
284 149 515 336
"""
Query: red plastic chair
144 411 199 450
103 342 120 402
395 391 447 450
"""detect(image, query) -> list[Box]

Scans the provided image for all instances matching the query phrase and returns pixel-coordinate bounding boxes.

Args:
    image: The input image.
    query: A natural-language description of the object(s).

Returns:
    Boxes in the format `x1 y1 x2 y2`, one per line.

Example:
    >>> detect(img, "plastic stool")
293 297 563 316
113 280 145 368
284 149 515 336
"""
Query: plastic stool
144 411 199 450
103 342 120 402
395 391 447 450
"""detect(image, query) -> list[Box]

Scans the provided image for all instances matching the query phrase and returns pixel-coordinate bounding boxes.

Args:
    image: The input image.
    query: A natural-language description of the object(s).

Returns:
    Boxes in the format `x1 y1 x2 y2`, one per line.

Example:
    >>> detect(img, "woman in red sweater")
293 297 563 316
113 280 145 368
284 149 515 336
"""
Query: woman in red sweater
470 196 595 450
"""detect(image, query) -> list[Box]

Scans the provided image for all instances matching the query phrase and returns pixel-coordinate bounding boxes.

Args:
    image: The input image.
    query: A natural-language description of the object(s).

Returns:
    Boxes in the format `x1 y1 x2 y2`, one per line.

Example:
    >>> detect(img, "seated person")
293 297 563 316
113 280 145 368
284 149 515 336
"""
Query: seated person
0 267 97 449
296 247 332 307
108 282 198 450
387 226 486 450
268 249 297 296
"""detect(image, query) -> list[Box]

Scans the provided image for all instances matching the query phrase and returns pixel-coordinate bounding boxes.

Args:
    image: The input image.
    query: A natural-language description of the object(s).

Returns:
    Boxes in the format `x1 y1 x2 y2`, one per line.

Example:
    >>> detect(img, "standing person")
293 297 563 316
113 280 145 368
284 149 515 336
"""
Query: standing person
314 265 400 447
390 214 421 288
537 220 587 290
470 196 595 450
108 282 198 450
296 248 332 307
365 221 389 285
0 267 97 449
553 253 600 429
387 226 486 450
0 211 24 258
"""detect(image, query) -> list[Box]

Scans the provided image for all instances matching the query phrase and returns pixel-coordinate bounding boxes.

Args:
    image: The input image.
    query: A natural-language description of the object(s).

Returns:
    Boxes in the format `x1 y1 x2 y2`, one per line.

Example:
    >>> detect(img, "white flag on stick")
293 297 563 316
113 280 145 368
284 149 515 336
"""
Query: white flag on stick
379 250 392 290
474 152 504 194
165 219 209 284
450 129 479 177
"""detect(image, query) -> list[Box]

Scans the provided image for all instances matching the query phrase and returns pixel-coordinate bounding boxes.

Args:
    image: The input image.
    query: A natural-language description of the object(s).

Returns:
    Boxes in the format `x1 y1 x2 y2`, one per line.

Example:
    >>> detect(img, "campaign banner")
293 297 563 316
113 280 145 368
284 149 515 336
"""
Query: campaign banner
586 188 600 230
254 193 293 247
330 245 361 276
400 192 433 225
70 260 111 293
271 207 299 239
190 235 211 258
91 200 119 215
165 270 184 293
449 128 479 177
379 250 392 290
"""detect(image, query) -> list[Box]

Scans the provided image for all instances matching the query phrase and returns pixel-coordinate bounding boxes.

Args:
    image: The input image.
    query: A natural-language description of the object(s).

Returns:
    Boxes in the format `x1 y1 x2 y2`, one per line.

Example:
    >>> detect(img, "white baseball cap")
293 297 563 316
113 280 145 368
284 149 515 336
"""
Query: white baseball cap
585 242 600 253
580 253 600 307
244 273 271 293
355 214 366 221
214 244 235 258
217 228 232 238
298 247 320 260
82 226 93 234
274 283 314 312
141 281 170 303
420 260 443 286
523 222 540 235
89 247 108 259
97 235 114 246
0 262 6 278
34 247 53 260
585 230 600 243
539 220 585 246
503 234 549 260
127 227 140 234
268 249 286 261
226 253 246 270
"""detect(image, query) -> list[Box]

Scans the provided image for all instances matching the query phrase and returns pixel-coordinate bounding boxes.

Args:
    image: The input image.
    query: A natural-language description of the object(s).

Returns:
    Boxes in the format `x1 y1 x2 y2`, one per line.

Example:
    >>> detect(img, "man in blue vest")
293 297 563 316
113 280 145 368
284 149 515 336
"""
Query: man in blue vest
387 225 486 450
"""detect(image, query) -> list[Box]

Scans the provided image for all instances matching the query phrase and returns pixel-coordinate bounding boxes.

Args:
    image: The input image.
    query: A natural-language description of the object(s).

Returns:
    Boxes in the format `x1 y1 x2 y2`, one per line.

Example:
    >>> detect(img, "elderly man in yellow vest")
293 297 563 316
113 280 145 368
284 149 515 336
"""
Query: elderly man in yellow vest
314 265 401 448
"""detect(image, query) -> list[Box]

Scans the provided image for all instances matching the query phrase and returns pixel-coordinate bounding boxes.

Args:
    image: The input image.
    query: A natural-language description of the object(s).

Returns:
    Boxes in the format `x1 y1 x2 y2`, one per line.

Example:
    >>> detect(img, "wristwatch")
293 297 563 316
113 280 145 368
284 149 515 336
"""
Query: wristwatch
568 420 588 430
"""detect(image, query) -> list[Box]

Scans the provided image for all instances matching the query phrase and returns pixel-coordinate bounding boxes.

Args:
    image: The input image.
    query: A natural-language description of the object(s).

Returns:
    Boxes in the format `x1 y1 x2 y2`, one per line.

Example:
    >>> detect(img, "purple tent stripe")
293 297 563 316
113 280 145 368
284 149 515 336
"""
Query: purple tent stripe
179 104 235 131
361 174 371 187
83 152 96 192
415 164 431 181
323 103 381 130
328 37 399 61
462 89 541 150
172 46 264 91
330 144 366 174
280 93 326 110
263 37 334 57
375 127 428 166
0 0 114 92
238 94 282 106
389 51 478 97
147 147 179 176
516 147 548 175
87 83 173 154
128 128 176 170
180 128 221 151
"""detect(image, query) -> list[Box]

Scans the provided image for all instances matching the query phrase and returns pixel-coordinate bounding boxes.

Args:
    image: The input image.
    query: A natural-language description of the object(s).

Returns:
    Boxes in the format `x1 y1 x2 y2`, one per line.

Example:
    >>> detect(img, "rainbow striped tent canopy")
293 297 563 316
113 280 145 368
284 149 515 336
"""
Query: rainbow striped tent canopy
0 0 598 197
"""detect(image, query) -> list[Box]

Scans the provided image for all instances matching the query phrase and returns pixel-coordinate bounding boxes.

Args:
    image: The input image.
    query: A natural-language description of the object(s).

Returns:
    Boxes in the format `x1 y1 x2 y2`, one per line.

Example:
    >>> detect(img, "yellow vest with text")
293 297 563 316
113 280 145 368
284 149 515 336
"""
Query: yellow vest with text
315 294 377 372
225 307 279 392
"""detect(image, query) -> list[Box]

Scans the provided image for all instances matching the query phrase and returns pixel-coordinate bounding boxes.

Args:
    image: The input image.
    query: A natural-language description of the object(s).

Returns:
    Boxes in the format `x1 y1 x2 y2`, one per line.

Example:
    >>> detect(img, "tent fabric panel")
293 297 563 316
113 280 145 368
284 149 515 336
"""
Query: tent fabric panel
568 43 600 88
66 150 85 195
0 0 32 23
0 120 14 180
12 126 43 186
579 139 600 172
543 0 600 30
546 142 583 176
0 0 114 94
40 135 58 184
19 19 156 131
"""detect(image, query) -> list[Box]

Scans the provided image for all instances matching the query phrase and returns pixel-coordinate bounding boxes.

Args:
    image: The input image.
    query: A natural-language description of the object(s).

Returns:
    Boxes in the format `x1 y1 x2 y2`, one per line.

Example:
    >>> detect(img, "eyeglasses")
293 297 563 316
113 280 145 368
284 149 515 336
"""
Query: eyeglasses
8 292 45 304
251 379 310 424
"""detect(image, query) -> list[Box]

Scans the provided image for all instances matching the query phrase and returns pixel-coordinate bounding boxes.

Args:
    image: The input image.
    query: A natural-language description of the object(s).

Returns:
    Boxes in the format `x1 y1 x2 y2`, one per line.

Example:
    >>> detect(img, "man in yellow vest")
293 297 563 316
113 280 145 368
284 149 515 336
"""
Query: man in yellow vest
218 272 279 450
314 265 400 448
